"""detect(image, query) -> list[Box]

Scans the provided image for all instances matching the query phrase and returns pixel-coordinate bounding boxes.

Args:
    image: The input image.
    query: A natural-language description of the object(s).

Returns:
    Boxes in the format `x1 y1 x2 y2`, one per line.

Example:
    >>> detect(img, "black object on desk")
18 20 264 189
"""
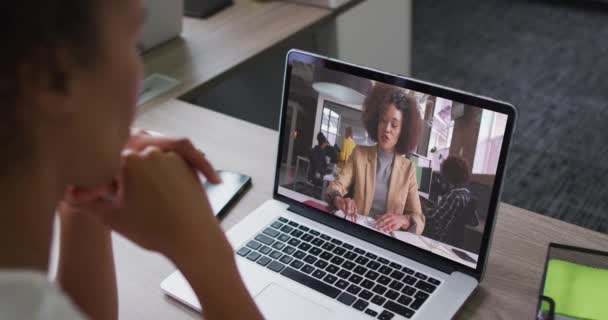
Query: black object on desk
184 0 234 18
205 170 251 219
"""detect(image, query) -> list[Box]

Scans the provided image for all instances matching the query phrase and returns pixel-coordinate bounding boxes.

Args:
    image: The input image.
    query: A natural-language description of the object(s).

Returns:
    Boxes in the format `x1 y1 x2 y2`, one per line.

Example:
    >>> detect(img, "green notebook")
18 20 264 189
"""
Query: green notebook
543 259 608 320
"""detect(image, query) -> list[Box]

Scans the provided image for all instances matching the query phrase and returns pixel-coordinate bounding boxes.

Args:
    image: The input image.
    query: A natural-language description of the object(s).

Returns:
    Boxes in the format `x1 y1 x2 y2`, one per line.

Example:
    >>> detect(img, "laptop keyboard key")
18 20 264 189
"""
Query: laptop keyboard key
254 234 274 245
280 225 293 233
288 221 299 227
378 275 391 286
321 243 336 251
337 269 351 279
385 289 400 301
263 228 280 238
378 310 395 320
271 221 283 229
390 270 405 281
365 270 380 281
293 250 306 259
346 284 362 295
320 252 333 260
414 272 428 281
389 262 402 269
312 269 326 279
267 261 285 272
337 292 357 306
298 242 312 251
342 261 356 270
323 274 338 285
290 260 304 269
367 261 381 270
272 242 285 250
330 256 345 266
288 238 300 247
415 280 437 294
354 266 368 275
402 285 416 296
259 245 272 255
389 280 404 291
278 233 290 242
361 279 375 289
320 234 331 241
332 247 346 256
397 295 413 306
247 251 261 262
348 274 363 284
236 247 251 257
428 277 441 286
353 299 369 311
364 309 378 317
309 229 320 236
403 275 416 285
336 279 349 289
402 266 414 275
359 289 373 300
301 234 314 242
256 256 271 266
354 248 366 255
278 217 288 223
365 252 377 259
384 300 415 319
246 240 262 250
304 255 317 264
415 291 429 301
343 251 358 261
355 256 370 265
282 246 296 255
301 264 314 274
379 265 392 275
410 299 424 310
371 295 386 306
279 255 293 264
298 225 310 232
280 267 340 299
372 284 387 295
311 238 324 246
269 250 282 260
342 243 354 250
326 264 339 274
378 257 390 264
309 247 322 256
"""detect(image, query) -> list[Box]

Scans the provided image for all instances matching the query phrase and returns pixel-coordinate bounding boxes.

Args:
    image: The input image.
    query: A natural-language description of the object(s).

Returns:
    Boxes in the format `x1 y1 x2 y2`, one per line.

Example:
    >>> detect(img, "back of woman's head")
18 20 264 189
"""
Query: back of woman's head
0 1 100 169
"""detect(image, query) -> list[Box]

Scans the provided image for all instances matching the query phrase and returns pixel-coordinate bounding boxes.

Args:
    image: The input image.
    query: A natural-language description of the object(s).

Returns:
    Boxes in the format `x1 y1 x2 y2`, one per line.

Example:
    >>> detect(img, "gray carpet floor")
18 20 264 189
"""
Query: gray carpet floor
413 0 608 233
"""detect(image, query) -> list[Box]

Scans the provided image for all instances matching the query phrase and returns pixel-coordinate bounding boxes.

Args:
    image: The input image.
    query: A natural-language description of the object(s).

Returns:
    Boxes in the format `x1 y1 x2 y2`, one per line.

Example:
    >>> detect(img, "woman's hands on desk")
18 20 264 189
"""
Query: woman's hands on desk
333 196 358 222
376 213 412 233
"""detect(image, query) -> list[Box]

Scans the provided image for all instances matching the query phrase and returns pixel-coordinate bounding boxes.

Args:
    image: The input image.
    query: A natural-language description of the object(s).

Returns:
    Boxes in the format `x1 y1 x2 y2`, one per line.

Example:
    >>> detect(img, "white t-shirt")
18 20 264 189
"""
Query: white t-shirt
0 271 86 320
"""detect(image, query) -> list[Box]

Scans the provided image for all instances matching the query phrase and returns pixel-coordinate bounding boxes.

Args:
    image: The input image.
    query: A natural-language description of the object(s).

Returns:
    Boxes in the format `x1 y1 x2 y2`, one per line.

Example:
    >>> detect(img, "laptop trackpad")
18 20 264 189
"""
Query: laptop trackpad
255 283 332 320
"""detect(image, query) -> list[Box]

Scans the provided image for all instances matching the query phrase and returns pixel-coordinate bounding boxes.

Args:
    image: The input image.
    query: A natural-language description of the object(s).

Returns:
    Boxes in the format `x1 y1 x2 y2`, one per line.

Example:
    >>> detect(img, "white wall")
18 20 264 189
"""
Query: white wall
336 0 412 76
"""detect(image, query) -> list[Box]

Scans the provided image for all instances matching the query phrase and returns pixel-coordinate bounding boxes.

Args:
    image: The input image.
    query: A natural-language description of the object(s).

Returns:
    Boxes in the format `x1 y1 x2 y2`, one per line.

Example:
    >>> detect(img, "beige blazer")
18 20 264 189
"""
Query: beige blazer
328 145 425 234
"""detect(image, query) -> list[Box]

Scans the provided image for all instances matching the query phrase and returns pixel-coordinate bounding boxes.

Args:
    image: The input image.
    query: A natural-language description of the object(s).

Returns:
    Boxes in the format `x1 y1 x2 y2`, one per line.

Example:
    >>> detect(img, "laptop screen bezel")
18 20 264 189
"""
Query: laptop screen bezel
272 49 517 280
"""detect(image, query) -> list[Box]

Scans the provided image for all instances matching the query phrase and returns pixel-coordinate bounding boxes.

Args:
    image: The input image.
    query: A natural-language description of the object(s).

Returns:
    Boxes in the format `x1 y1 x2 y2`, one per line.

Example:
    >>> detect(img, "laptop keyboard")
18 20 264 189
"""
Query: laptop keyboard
236 217 442 319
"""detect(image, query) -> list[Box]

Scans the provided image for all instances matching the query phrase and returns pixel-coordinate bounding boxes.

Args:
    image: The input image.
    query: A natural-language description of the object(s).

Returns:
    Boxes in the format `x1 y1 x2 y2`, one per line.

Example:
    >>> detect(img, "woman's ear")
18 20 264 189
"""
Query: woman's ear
17 47 79 119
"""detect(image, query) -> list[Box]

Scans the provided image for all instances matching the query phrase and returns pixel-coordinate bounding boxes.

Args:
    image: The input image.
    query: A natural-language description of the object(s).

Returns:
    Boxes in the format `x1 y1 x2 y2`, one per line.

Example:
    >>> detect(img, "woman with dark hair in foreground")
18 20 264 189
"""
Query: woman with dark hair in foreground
0 1 261 319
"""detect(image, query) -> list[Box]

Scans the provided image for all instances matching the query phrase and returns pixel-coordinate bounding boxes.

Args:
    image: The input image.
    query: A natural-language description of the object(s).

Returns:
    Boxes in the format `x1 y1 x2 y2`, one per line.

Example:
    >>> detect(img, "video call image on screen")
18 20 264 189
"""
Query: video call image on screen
277 60 508 268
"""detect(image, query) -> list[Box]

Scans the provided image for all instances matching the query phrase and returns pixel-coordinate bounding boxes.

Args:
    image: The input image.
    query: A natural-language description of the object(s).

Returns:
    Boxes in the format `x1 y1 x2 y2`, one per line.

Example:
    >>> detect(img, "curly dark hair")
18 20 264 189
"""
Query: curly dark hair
361 83 422 154
0 1 101 171
440 156 471 186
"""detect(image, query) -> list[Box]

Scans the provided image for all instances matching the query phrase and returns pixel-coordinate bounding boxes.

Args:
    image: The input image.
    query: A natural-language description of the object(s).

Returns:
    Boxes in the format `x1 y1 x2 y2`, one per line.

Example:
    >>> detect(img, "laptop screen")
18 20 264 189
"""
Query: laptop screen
277 52 511 269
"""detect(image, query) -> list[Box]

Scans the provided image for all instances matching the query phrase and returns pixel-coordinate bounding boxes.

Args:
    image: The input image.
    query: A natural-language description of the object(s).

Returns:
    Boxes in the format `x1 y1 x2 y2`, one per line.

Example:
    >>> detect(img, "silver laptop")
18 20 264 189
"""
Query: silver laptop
161 49 517 319
138 0 183 52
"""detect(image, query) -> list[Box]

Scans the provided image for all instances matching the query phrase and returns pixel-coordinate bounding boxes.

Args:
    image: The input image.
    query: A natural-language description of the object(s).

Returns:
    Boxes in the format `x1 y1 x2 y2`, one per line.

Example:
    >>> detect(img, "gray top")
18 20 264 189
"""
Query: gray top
370 148 395 219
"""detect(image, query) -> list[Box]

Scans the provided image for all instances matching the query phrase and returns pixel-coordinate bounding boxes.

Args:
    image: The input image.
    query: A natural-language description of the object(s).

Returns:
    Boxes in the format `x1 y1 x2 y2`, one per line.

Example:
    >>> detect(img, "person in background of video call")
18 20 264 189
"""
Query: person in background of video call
338 126 357 164
424 156 474 242
326 84 425 234
309 132 338 187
